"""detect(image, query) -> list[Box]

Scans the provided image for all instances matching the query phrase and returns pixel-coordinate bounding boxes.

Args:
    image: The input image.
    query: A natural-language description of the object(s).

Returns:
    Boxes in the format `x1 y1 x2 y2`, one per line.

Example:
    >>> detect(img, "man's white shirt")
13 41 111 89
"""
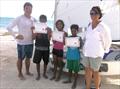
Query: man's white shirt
7 15 35 45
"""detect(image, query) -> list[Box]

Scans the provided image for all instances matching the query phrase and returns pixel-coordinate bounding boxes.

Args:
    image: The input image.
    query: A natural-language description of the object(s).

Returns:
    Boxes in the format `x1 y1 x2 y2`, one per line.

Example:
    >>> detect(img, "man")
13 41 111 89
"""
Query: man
7 2 35 80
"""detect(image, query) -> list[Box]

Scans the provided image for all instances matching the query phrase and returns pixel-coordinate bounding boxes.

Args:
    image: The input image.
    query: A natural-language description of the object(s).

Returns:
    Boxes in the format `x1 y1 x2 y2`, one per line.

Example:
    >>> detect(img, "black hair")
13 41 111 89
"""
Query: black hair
55 19 64 28
39 15 47 22
70 24 79 31
91 6 102 19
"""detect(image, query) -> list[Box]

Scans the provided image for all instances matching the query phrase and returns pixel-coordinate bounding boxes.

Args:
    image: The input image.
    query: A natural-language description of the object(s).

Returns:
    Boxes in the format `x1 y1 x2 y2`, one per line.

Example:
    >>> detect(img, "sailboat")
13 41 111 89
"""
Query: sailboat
50 0 120 75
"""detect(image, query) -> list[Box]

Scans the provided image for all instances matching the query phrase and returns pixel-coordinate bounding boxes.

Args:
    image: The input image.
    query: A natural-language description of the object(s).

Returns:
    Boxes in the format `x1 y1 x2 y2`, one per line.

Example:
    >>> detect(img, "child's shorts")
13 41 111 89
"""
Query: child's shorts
52 48 63 57
33 49 49 65
17 44 33 60
82 57 102 71
67 60 80 73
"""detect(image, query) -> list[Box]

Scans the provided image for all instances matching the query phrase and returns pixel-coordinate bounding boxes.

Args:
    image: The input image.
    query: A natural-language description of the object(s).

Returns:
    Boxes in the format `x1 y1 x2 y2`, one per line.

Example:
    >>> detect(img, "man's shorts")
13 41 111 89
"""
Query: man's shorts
82 57 102 71
17 44 33 60
33 49 49 65
52 48 63 57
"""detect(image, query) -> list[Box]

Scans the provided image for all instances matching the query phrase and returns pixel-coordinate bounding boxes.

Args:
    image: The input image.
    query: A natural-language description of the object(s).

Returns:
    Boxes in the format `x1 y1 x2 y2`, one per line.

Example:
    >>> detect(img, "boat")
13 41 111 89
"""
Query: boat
49 0 120 75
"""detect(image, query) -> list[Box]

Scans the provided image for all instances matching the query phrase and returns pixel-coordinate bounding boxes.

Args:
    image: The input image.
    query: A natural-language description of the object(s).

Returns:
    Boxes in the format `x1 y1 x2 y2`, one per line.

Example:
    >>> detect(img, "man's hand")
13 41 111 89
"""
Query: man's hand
15 34 24 40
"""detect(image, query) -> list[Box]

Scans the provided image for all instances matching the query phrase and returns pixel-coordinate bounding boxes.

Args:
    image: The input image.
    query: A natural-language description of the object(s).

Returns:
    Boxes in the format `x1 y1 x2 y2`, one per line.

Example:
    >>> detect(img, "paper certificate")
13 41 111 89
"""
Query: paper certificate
34 22 47 34
65 37 80 47
52 31 64 42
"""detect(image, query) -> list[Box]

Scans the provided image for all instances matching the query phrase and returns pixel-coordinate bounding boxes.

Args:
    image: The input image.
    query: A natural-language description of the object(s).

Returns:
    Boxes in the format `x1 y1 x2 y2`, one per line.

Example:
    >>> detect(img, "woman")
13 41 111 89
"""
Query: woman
82 6 111 89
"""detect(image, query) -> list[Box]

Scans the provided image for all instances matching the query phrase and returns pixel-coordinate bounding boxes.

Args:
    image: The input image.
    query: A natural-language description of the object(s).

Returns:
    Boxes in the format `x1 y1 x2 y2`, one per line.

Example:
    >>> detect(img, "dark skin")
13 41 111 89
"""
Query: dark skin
31 21 52 80
50 21 67 81
63 28 79 89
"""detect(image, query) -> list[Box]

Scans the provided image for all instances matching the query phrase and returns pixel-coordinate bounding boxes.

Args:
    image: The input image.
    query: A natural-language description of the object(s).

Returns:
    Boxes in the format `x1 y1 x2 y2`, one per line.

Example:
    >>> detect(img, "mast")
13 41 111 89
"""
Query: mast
53 0 59 31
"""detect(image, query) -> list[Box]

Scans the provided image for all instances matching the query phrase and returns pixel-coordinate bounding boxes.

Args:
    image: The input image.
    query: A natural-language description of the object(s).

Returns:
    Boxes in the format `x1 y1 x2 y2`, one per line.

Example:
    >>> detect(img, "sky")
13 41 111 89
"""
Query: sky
0 0 55 20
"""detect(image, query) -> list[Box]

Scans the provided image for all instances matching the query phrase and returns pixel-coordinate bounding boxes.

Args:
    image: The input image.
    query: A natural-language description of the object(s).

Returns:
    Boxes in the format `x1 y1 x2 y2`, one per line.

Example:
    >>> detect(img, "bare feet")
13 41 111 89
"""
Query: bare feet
50 76 55 80
36 75 41 80
71 82 77 89
63 80 72 84
26 72 33 76
55 77 60 82
43 74 48 79
18 74 25 80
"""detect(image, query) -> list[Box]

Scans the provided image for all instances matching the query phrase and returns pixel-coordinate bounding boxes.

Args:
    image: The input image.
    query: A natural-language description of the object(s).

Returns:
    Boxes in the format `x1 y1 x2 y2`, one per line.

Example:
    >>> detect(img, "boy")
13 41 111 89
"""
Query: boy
32 15 52 80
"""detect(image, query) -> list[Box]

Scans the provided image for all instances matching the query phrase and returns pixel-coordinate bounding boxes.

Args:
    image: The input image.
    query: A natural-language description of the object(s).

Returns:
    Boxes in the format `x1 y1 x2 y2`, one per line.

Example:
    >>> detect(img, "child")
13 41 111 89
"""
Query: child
63 24 82 89
50 20 67 81
32 15 52 80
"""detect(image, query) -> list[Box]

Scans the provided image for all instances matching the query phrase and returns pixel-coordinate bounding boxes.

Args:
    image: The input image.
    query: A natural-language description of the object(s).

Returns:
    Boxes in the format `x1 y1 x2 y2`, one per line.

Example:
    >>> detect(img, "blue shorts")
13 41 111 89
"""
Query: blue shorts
17 44 33 60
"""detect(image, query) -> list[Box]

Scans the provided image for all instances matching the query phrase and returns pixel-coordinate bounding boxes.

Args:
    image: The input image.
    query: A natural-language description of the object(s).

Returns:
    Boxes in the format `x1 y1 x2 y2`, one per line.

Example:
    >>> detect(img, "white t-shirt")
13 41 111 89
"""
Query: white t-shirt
7 15 35 45
83 22 112 58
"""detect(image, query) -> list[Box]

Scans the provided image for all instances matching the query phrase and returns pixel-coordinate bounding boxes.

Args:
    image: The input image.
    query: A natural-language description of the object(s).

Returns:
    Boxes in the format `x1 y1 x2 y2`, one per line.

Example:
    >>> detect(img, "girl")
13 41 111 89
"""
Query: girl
50 20 67 81
63 24 82 89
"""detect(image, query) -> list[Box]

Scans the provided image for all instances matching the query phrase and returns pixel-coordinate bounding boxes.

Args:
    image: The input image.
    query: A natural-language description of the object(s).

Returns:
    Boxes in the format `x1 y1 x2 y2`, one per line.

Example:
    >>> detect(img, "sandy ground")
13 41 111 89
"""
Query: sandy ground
0 29 120 89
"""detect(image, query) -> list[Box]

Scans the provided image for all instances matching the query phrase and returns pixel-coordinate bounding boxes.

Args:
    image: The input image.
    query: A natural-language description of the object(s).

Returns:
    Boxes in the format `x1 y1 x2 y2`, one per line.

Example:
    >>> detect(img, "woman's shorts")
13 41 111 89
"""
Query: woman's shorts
82 57 102 71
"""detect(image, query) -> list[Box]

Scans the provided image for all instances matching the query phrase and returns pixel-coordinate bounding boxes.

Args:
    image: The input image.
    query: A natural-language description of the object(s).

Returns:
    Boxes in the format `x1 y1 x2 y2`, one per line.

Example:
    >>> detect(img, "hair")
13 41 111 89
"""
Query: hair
24 2 32 9
55 19 64 28
70 24 79 31
39 15 47 22
91 6 102 19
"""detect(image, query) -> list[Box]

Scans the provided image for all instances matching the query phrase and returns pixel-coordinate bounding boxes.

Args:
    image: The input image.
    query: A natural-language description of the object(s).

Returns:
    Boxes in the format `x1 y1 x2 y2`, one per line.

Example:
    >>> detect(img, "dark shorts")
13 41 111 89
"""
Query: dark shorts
33 49 49 65
52 48 63 57
17 44 33 60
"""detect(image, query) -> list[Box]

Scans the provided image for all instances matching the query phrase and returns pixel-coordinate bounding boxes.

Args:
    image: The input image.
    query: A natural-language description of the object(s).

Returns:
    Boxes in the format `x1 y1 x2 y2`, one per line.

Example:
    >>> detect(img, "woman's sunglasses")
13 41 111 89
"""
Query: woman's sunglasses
90 12 99 16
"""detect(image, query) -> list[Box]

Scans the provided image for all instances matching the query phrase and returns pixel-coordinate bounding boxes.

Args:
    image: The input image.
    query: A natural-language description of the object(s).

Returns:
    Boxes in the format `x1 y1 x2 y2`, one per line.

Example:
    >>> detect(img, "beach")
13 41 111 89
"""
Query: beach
0 28 120 89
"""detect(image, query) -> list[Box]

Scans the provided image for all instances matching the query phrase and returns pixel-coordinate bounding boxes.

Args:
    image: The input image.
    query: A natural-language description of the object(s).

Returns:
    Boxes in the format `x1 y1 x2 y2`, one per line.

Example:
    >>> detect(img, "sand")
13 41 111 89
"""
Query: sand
0 29 120 89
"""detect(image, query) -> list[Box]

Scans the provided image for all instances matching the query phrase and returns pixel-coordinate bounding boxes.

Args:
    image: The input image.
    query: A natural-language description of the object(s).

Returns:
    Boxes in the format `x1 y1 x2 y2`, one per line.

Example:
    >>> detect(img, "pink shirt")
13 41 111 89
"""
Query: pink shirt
53 31 66 50
53 41 64 50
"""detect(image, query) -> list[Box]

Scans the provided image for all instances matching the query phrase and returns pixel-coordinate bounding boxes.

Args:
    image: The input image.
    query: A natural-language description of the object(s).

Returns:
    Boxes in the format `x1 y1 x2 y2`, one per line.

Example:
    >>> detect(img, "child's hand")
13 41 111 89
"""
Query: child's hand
31 26 35 33
31 26 35 30
46 27 52 40
52 40 57 43
16 34 24 40
32 33 37 39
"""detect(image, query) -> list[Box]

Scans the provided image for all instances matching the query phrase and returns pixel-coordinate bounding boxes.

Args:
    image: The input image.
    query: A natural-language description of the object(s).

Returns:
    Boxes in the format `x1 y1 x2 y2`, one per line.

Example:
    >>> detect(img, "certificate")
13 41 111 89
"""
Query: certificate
52 31 64 42
34 22 47 34
65 37 80 47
